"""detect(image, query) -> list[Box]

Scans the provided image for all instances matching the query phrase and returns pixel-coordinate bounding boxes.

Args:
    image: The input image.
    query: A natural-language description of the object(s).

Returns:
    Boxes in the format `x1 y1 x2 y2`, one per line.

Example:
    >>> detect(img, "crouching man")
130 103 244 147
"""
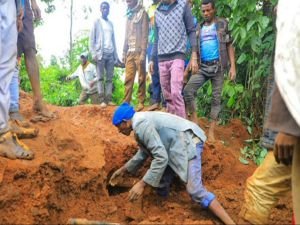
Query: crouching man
109 103 235 225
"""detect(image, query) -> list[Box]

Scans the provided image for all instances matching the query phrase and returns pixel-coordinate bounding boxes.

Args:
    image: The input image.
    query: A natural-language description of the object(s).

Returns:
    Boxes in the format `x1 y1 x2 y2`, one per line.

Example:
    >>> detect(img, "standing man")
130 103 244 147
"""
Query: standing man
90 1 119 107
0 0 34 160
147 0 164 111
149 0 198 118
123 0 149 112
18 0 53 118
110 103 235 225
183 0 236 142
239 1 300 224
66 53 99 105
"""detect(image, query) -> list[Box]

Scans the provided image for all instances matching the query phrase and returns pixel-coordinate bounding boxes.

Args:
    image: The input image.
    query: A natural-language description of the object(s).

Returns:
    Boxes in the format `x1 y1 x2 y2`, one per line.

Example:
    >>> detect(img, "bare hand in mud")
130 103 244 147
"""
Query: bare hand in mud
109 166 126 186
128 180 145 201
274 132 299 165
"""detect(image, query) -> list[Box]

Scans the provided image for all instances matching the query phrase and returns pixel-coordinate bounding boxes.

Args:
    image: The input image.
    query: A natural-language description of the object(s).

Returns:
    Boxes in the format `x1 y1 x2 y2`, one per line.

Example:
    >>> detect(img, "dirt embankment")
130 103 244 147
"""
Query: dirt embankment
0 93 292 224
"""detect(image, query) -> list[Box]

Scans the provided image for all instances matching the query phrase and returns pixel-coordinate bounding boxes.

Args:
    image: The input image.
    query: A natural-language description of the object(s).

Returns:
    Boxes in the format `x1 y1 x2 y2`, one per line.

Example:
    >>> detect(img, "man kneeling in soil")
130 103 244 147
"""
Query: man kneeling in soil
109 103 235 225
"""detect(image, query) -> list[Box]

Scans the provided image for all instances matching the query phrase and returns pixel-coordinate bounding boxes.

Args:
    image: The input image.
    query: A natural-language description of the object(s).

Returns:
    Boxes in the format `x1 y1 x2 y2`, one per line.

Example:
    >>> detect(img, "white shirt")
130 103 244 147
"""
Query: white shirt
275 0 300 127
101 18 114 54
68 62 97 94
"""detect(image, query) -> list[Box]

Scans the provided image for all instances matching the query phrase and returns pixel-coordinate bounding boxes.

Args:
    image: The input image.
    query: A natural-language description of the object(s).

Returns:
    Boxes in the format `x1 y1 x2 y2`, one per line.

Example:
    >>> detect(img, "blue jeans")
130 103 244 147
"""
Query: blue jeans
9 66 20 113
157 142 215 208
147 43 166 106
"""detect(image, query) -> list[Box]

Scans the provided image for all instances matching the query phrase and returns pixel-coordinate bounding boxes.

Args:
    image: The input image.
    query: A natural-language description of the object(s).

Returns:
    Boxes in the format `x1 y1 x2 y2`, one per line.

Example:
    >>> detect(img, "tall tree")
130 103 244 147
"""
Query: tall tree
69 0 74 68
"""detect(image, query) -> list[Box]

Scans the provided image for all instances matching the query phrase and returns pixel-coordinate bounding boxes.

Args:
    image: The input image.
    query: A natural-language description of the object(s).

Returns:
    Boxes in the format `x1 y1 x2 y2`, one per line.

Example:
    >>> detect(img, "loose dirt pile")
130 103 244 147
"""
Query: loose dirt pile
0 92 292 224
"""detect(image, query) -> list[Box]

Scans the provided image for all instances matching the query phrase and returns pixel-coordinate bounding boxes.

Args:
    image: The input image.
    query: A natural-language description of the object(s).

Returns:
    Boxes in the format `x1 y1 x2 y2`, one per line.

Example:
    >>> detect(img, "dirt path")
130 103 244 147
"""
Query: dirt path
0 93 292 224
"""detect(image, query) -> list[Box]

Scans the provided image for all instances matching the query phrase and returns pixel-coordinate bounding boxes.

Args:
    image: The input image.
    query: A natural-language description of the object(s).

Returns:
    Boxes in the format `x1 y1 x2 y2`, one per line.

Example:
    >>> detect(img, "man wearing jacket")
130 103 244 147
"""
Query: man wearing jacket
109 103 235 225
90 1 119 107
66 54 99 105
183 0 236 142
123 0 149 112
149 0 198 118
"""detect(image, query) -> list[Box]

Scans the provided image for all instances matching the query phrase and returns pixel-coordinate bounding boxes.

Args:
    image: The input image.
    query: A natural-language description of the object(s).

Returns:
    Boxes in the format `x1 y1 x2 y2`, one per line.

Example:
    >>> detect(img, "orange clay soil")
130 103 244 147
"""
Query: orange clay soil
0 92 292 224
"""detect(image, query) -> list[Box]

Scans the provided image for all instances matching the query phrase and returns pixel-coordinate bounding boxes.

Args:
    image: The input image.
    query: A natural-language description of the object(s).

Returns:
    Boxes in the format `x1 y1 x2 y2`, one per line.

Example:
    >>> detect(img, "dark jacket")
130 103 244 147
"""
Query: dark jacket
123 5 149 58
197 17 233 71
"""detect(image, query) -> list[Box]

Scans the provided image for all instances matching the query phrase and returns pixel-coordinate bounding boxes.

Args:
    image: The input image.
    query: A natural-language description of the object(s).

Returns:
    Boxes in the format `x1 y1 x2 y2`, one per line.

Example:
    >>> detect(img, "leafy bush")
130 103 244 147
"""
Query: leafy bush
239 139 268 165
196 78 244 123
20 63 80 106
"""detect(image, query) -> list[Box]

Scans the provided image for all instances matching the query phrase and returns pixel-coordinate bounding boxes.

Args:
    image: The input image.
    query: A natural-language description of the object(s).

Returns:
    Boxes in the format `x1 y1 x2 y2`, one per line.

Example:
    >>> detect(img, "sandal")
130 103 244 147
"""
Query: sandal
10 120 39 139
0 132 34 160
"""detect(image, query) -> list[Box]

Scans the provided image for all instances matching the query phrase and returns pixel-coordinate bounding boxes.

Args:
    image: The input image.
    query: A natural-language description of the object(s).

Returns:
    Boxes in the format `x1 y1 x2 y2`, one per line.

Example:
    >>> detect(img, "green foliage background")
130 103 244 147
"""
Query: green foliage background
21 0 278 165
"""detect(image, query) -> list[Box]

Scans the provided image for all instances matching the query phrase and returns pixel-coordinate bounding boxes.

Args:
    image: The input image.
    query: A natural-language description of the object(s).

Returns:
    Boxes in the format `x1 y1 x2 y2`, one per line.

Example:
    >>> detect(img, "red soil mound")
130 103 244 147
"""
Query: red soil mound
0 92 292 224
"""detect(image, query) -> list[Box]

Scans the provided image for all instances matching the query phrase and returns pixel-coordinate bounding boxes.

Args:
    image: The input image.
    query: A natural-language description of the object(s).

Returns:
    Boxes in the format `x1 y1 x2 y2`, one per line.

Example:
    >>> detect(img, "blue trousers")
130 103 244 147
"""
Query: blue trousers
9 67 20 113
147 43 166 106
0 0 17 132
157 142 215 208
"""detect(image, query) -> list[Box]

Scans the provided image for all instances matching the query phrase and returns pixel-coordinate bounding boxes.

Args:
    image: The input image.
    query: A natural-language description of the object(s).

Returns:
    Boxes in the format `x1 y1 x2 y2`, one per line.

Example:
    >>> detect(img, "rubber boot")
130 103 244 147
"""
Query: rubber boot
0 131 34 160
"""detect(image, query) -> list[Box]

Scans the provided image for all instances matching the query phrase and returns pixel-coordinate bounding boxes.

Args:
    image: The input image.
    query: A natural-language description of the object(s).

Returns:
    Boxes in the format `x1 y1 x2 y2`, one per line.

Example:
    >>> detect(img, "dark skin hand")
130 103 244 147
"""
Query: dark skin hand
109 166 127 186
17 9 24 32
31 0 42 21
128 180 146 201
274 132 299 165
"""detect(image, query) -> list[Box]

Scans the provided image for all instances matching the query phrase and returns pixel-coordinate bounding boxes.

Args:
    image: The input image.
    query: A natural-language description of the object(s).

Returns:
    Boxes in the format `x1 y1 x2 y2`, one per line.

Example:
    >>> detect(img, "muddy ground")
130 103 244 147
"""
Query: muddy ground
0 92 292 224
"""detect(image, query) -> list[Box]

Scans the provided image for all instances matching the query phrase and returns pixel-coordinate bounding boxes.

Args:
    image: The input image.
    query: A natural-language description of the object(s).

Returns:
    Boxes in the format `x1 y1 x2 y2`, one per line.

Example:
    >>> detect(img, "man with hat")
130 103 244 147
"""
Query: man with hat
66 53 99 105
109 103 235 225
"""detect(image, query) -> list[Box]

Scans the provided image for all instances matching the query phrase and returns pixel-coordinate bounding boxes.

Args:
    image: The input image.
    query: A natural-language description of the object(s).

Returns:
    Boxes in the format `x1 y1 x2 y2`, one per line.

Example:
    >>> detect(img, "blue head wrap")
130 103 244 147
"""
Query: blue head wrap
112 103 135 126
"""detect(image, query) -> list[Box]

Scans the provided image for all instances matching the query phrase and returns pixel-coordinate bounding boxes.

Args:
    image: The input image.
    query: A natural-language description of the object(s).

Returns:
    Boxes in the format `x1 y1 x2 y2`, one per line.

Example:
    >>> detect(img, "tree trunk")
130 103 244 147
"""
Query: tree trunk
69 0 73 68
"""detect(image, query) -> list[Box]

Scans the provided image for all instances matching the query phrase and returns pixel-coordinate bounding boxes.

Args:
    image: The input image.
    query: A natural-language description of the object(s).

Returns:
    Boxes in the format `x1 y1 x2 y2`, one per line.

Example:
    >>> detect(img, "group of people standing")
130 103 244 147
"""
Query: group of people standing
108 0 300 224
84 0 236 142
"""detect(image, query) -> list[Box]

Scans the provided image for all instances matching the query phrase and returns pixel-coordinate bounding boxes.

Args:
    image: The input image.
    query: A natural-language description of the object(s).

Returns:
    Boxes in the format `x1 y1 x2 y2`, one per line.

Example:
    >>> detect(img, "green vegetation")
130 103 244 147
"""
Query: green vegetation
21 0 278 165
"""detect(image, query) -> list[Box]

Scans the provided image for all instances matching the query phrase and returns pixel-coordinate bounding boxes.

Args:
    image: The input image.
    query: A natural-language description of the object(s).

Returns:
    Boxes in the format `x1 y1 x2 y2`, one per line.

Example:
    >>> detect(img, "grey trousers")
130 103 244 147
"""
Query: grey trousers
183 63 224 120
260 67 277 149
79 91 100 105
0 0 17 133
96 53 115 103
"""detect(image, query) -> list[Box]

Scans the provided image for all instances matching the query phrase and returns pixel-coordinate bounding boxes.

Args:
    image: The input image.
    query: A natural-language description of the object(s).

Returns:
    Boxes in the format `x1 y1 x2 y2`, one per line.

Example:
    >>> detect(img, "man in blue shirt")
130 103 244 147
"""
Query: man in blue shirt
183 0 236 142
109 103 235 225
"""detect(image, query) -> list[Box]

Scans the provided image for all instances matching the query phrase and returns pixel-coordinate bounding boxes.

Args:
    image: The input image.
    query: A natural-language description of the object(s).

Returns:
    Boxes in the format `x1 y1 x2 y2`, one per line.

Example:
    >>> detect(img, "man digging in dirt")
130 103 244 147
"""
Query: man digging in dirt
109 103 235 225
0 0 34 160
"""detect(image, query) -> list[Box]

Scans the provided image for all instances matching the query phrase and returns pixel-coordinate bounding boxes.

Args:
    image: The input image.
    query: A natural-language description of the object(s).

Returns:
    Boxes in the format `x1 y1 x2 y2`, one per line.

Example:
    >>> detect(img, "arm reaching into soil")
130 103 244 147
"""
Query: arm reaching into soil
110 148 149 187
109 166 127 186
128 180 146 201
